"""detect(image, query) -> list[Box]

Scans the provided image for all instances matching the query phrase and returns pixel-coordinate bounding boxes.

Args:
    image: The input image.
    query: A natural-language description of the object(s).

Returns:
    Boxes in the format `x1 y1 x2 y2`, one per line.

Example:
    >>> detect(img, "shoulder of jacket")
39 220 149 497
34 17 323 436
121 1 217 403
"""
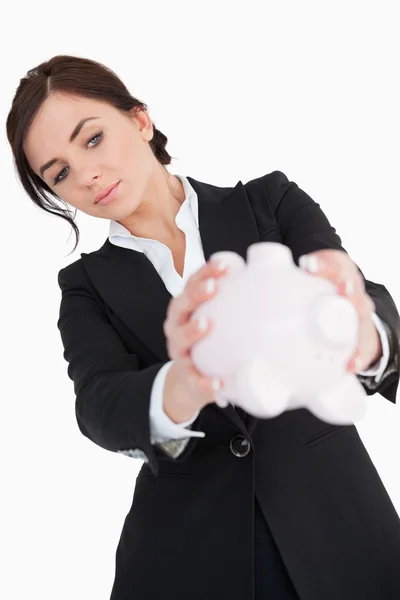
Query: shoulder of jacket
243 170 289 195
244 170 288 186
57 256 86 291
242 170 291 212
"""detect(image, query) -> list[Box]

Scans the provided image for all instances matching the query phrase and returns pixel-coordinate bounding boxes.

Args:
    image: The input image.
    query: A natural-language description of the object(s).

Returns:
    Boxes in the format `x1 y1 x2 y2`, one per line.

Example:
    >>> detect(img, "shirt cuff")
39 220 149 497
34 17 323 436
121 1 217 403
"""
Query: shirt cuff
356 312 390 383
149 361 205 444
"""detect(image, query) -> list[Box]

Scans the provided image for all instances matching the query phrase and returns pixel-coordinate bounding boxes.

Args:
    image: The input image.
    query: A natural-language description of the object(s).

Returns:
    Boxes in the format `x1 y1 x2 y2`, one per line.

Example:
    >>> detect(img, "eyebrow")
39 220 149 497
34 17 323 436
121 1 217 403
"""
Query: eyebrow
39 117 100 178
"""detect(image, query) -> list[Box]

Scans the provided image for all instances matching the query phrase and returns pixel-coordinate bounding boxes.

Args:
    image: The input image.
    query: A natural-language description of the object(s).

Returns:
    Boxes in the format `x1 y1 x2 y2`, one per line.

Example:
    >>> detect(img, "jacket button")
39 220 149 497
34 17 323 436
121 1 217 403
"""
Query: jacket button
230 434 251 457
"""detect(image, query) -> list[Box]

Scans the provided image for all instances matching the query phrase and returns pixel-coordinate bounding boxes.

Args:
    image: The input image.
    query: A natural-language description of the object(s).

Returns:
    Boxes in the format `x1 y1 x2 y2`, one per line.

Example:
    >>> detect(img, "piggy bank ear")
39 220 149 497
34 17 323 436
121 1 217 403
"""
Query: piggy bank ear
209 251 245 274
247 242 293 269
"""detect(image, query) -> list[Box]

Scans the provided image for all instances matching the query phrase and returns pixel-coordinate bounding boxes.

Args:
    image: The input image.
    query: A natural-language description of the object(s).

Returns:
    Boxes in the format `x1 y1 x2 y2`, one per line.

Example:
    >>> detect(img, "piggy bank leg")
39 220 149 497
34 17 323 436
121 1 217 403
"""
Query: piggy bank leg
310 375 367 425
233 359 292 418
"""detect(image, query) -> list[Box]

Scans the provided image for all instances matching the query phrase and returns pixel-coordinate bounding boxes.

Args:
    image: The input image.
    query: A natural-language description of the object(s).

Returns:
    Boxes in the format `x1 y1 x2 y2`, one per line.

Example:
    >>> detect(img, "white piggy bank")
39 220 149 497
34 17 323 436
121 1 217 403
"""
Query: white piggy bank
190 242 367 425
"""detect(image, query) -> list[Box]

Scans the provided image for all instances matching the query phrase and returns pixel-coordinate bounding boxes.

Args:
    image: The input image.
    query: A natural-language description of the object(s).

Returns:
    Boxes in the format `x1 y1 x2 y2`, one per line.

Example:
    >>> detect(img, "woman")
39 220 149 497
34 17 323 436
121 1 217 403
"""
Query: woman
6 55 400 600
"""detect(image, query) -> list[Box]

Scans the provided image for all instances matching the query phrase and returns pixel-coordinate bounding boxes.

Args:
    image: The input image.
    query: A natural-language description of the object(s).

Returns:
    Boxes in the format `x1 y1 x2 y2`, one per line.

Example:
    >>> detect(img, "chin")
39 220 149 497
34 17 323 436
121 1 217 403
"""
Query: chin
113 202 140 221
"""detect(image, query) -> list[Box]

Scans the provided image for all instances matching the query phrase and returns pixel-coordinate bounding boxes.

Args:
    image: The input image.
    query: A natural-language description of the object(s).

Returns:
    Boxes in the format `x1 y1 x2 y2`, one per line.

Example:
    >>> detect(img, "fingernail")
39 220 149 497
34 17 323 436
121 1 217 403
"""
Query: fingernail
298 255 309 270
196 315 208 332
212 378 222 392
345 280 355 296
299 255 319 272
307 255 319 273
204 278 216 294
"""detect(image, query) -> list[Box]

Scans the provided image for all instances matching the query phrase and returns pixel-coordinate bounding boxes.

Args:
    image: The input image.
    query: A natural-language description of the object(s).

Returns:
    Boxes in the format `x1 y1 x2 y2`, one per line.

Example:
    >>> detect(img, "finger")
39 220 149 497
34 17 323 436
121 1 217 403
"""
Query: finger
336 273 364 304
336 273 364 297
164 278 216 339
165 260 228 331
346 351 364 373
167 315 212 360
179 356 224 400
300 252 359 287
187 368 224 399
299 253 372 320
317 255 375 321
300 249 357 274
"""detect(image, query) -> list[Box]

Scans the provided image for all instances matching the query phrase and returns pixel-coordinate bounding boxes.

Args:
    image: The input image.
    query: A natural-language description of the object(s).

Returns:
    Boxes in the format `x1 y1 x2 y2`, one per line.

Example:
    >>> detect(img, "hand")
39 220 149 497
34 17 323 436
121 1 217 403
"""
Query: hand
162 258 228 421
298 249 382 373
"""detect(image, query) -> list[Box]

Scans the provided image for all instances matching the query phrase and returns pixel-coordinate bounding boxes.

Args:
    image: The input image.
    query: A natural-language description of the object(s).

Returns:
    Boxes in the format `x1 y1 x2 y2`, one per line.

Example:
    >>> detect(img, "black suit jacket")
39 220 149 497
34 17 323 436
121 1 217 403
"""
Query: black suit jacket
57 171 400 600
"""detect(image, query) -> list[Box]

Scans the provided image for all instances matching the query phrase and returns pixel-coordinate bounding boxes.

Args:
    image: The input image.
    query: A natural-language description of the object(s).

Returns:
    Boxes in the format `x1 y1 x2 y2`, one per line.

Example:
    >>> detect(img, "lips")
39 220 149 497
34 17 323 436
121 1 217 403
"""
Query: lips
94 182 119 204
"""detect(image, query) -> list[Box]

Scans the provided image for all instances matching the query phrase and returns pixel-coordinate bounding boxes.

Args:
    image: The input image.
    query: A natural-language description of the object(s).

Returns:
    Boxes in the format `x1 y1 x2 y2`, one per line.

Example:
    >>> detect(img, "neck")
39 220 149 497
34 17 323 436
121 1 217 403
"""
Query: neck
118 166 186 239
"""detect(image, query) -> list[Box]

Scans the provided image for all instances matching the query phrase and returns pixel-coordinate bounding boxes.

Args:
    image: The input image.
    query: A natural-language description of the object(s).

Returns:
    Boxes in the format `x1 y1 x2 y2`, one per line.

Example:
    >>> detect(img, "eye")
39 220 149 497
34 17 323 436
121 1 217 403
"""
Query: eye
53 131 104 185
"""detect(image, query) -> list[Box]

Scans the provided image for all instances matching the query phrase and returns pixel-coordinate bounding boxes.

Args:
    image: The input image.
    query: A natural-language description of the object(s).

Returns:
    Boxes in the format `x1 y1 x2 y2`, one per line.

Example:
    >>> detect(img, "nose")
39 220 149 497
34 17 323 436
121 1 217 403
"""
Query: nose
76 158 101 189
81 172 101 190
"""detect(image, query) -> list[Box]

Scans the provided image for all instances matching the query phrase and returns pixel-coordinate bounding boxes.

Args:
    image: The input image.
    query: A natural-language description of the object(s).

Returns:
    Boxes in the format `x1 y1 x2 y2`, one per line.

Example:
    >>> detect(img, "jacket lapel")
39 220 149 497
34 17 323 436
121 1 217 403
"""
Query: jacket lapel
81 175 262 433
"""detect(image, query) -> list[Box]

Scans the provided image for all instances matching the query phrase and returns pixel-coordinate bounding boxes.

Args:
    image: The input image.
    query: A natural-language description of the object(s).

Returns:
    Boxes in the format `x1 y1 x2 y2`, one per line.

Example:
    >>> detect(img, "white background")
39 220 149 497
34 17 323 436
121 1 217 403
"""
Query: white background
1 1 399 598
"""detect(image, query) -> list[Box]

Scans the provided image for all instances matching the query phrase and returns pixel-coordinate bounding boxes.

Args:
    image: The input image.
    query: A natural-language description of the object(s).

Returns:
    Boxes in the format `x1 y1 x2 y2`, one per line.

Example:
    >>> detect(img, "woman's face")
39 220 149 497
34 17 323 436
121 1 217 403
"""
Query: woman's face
24 92 158 220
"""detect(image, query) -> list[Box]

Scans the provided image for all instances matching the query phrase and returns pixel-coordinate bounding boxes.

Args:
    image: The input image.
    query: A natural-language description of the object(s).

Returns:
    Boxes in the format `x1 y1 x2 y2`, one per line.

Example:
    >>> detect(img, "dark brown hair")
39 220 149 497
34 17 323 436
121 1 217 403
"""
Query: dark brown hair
6 54 173 254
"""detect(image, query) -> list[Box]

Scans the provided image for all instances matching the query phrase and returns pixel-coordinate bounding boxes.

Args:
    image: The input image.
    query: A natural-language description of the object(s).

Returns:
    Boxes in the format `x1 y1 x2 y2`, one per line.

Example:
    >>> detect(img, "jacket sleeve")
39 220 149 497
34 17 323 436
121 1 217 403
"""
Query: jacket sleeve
57 261 206 476
256 170 400 403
